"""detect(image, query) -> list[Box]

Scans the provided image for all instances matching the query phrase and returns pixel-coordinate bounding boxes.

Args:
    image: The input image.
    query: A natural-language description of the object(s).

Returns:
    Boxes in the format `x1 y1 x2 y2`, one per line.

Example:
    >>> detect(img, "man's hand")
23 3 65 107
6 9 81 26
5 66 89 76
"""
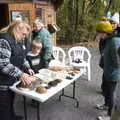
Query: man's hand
19 73 33 85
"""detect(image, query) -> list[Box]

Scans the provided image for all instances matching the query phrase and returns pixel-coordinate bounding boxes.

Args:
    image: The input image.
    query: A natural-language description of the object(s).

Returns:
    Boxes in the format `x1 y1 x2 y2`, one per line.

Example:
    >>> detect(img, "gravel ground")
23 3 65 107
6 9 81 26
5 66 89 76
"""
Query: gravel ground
14 47 105 120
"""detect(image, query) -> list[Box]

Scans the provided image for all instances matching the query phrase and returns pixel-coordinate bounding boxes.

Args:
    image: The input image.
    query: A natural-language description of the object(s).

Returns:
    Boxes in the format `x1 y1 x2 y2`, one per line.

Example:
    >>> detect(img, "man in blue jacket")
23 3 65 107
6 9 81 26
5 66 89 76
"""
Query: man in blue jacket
97 25 120 120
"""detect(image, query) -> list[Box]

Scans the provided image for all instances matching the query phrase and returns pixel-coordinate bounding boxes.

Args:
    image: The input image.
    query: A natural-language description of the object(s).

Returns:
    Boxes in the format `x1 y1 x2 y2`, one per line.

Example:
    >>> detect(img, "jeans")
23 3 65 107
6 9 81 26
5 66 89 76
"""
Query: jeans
103 80 117 116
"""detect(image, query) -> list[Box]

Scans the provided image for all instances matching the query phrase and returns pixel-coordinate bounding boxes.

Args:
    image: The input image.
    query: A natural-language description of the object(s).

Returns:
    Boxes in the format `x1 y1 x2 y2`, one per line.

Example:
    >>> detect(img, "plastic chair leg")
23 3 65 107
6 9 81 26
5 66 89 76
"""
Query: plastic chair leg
87 66 91 81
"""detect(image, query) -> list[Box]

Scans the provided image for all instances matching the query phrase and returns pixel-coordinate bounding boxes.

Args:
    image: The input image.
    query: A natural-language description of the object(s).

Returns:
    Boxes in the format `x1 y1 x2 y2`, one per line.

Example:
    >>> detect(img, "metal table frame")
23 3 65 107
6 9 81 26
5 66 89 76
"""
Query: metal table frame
59 81 79 107
23 80 79 120
23 96 41 120
10 68 84 120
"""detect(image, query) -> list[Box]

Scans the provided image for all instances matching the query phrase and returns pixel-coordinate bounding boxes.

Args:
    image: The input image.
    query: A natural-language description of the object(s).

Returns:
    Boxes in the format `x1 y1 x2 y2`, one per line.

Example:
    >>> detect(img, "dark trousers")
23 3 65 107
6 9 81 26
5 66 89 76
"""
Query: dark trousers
0 89 15 120
103 80 117 116
101 73 106 96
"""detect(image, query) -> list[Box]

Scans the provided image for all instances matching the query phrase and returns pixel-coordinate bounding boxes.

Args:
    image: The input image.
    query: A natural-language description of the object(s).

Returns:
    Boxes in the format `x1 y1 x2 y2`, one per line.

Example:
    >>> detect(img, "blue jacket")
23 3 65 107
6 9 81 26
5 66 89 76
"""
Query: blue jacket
103 35 120 81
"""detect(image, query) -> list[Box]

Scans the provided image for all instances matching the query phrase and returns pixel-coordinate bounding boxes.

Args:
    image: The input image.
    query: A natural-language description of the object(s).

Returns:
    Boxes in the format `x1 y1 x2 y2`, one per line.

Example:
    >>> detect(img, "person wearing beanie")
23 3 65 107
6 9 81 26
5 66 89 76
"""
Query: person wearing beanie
96 22 113 111
110 30 120 120
96 21 111 119
109 12 120 30
96 21 113 57
96 21 112 97
96 21 120 120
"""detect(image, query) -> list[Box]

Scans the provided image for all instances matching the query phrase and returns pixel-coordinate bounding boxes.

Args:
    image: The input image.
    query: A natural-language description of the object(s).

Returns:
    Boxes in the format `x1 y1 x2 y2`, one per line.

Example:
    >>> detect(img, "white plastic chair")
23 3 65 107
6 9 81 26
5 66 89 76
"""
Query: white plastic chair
68 46 91 81
49 46 66 67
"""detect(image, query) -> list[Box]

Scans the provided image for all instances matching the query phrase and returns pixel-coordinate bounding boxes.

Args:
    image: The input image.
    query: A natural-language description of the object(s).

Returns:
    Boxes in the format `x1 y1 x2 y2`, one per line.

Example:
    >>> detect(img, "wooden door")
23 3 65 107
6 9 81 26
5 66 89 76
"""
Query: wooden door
0 4 9 29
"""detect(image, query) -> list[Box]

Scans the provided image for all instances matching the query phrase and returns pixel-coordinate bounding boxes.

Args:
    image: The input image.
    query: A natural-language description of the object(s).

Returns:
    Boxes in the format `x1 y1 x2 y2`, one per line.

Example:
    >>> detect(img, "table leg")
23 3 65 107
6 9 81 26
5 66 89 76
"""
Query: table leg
23 96 27 120
59 89 64 101
36 101 40 120
58 81 79 107
23 97 40 120
73 81 79 107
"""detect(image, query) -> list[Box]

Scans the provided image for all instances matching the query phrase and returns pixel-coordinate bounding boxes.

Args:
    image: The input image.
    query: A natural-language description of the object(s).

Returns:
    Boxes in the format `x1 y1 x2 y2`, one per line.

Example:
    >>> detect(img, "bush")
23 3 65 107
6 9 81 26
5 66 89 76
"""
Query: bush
57 15 97 45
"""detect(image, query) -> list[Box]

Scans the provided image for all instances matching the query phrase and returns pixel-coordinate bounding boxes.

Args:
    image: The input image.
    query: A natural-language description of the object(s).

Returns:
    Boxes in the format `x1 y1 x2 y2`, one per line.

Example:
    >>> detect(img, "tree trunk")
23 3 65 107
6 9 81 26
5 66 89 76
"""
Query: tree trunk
75 0 79 31
105 0 113 14
67 0 76 43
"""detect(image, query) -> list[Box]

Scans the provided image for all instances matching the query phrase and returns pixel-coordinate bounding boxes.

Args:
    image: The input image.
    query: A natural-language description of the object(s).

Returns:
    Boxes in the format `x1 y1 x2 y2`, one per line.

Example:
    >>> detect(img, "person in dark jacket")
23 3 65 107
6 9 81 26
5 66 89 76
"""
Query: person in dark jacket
96 21 113 98
0 21 34 120
97 25 120 120
110 44 120 120
26 40 43 73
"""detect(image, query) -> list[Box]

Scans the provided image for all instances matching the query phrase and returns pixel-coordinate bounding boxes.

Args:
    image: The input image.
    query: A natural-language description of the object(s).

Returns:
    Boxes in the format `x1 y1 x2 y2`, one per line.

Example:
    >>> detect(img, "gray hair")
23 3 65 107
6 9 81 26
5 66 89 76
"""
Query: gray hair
33 18 44 27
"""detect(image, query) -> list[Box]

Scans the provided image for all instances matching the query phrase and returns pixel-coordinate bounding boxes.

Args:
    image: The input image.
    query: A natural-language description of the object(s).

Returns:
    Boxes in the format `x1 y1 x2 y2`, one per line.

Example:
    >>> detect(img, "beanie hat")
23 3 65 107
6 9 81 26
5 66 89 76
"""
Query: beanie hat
96 21 113 33
100 16 108 21
110 12 119 24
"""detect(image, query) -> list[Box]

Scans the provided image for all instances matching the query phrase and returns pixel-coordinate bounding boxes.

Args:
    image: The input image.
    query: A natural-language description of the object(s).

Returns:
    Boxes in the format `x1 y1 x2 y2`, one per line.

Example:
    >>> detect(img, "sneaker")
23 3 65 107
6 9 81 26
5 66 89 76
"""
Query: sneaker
96 104 108 110
97 115 110 120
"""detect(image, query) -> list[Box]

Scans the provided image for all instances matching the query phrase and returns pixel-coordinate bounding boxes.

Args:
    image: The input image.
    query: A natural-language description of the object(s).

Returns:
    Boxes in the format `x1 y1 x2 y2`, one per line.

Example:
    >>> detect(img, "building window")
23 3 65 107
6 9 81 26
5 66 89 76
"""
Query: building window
10 10 30 23
35 8 42 19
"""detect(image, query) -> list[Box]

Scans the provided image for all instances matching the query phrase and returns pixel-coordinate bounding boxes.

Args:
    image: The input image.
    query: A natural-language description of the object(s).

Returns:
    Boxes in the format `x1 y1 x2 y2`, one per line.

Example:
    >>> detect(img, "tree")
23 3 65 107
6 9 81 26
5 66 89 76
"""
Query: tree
56 0 120 45
105 0 113 13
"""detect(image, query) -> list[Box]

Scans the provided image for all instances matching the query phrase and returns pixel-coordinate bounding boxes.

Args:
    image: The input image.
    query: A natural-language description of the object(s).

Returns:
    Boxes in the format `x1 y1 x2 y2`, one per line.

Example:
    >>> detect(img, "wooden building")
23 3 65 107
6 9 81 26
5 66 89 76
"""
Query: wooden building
0 0 63 45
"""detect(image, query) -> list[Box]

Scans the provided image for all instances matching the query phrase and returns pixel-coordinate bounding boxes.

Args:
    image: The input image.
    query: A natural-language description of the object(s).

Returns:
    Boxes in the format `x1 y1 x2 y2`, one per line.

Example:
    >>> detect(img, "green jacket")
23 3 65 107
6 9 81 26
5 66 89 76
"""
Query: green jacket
33 28 52 61
103 35 120 81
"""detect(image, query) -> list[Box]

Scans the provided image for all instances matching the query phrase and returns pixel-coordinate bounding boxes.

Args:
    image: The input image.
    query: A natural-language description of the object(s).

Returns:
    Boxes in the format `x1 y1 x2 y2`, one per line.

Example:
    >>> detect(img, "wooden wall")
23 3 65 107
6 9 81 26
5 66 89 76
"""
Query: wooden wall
0 4 9 29
35 3 56 45
8 2 56 45
8 3 35 25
